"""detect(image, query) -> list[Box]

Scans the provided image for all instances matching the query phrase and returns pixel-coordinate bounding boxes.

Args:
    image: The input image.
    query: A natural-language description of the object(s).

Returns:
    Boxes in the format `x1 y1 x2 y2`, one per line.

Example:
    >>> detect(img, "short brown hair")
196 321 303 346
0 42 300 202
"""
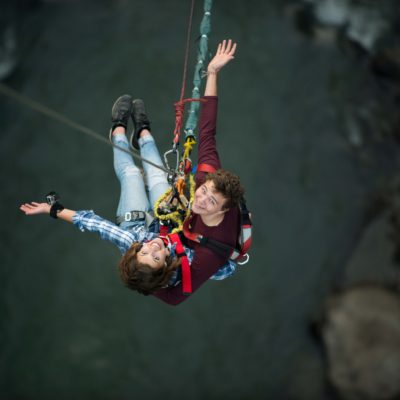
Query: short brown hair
118 242 180 295
205 169 244 209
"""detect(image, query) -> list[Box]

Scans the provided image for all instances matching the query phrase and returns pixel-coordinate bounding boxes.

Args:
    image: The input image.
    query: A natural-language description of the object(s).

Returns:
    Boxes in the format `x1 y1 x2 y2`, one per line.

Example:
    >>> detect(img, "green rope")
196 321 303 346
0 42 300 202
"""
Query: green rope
184 0 212 139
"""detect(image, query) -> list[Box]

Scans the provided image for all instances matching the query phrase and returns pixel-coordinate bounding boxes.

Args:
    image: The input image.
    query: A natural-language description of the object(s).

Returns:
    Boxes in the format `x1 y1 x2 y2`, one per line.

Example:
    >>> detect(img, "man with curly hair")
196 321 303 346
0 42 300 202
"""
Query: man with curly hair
152 39 246 305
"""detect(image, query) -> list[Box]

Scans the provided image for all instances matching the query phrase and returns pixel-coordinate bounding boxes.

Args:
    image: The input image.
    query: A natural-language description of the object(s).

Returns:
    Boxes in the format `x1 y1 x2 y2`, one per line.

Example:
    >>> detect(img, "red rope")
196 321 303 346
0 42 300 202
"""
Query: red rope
172 0 199 146
179 0 196 103
173 97 201 144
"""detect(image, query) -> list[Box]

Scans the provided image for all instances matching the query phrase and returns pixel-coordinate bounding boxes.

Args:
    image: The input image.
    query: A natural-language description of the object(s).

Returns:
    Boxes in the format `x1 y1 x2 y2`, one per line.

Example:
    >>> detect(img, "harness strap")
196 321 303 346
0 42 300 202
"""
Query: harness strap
182 193 253 262
182 218 235 259
159 224 169 237
168 233 192 295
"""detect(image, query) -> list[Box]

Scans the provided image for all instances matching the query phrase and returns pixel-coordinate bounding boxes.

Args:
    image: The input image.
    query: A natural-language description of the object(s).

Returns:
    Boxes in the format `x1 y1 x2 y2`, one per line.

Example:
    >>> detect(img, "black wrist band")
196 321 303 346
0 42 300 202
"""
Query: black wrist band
50 203 64 219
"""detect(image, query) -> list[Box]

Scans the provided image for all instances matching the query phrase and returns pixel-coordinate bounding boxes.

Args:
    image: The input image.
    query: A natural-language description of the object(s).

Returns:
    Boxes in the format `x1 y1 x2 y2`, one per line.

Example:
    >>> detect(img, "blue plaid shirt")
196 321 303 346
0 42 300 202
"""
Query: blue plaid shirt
72 210 237 283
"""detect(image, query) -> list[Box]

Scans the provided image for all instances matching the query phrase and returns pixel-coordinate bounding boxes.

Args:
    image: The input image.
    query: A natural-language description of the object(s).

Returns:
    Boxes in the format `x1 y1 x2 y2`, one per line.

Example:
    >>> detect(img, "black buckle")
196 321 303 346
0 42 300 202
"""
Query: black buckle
198 235 208 246
46 191 60 206
124 211 145 221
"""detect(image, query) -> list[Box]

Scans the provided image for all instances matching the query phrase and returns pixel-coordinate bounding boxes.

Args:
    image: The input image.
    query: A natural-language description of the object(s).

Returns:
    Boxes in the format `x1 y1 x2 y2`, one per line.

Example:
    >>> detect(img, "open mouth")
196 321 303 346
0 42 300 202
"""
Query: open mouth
151 239 163 250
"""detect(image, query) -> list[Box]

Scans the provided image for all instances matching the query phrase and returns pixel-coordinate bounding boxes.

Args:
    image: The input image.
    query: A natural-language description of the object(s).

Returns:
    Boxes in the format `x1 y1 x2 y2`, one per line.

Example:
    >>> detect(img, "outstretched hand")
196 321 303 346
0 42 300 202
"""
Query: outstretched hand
20 202 50 216
208 39 237 74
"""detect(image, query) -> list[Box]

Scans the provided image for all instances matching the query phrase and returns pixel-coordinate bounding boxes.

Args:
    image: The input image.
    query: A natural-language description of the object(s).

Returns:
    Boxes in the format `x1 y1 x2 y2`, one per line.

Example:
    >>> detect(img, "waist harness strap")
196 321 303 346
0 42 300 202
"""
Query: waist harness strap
168 233 192 295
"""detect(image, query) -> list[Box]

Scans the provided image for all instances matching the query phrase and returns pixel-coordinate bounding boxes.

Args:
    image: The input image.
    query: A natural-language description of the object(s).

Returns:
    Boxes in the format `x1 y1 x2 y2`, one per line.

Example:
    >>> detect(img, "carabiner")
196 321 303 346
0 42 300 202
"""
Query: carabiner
163 144 179 173
237 253 250 265
166 170 177 186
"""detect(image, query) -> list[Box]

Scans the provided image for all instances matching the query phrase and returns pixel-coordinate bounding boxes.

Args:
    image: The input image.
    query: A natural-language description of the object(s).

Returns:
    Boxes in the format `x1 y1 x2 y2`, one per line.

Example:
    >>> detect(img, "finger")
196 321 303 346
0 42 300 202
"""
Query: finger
226 39 232 53
217 43 222 54
229 42 237 56
220 39 226 53
31 202 40 206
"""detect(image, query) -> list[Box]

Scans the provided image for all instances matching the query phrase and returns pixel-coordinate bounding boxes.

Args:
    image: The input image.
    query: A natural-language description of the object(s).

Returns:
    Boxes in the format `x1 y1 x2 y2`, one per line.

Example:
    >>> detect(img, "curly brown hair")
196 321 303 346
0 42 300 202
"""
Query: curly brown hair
118 242 181 295
205 168 245 209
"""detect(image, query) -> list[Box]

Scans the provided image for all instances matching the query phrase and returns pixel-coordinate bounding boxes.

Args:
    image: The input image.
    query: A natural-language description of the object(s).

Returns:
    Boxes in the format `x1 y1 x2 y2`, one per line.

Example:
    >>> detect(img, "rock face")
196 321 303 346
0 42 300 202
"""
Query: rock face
321 285 400 400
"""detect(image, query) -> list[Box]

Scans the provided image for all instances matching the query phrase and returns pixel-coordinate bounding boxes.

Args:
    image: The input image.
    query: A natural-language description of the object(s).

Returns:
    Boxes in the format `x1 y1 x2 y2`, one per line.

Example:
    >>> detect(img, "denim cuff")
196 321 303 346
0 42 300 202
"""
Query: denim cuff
112 132 129 145
138 135 155 147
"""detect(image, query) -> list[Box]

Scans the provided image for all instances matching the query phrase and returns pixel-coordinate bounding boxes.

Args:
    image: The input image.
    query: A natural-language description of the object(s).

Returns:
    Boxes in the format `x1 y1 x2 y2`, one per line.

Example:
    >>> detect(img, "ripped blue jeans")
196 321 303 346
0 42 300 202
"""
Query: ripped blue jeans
112 133 169 231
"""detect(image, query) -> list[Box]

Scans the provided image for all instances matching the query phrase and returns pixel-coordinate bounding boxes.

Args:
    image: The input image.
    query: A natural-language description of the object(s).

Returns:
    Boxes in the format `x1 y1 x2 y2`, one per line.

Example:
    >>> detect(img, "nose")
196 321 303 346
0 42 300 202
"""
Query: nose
149 242 162 255
197 193 206 206
151 248 160 256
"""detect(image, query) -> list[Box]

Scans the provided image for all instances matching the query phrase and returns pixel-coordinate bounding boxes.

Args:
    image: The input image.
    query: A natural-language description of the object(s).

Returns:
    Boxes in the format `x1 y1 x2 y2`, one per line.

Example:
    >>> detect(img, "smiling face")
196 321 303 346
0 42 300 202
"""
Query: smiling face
136 238 170 270
191 180 227 216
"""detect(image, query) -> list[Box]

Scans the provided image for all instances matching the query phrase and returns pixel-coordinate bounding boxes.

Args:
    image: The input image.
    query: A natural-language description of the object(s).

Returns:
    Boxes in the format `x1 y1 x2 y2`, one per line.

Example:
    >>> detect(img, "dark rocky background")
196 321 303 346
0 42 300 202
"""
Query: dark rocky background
1 0 400 399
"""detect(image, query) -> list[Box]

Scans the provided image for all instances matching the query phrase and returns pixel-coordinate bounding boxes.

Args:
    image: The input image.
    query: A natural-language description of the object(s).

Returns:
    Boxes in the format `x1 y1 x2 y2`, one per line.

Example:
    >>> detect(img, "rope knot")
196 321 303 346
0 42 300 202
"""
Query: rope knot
173 98 204 144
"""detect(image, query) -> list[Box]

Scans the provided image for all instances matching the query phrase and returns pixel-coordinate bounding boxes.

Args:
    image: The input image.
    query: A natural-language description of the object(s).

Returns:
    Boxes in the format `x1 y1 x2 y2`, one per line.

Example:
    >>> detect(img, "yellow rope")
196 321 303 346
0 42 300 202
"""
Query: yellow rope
154 173 196 233
183 137 196 160
154 137 197 233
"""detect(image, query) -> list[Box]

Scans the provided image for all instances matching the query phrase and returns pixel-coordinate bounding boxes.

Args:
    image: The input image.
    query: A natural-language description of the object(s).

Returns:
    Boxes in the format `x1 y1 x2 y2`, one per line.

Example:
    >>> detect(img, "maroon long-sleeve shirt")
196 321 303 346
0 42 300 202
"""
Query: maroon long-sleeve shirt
153 96 240 305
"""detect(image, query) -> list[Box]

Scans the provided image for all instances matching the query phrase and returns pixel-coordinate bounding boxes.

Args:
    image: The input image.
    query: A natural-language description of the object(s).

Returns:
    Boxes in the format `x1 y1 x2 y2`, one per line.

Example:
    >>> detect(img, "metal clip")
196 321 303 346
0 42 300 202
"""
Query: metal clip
167 170 176 185
237 253 250 265
164 144 179 173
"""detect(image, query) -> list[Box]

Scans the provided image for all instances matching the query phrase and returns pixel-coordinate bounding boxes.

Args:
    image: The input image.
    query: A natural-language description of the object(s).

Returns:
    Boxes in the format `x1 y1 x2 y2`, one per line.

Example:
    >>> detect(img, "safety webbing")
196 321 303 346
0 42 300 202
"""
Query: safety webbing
0 83 170 173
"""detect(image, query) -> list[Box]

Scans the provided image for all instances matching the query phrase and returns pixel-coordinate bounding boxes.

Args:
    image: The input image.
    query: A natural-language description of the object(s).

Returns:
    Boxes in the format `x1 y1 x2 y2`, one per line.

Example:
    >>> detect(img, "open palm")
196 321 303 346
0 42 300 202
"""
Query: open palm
20 202 50 216
208 39 237 73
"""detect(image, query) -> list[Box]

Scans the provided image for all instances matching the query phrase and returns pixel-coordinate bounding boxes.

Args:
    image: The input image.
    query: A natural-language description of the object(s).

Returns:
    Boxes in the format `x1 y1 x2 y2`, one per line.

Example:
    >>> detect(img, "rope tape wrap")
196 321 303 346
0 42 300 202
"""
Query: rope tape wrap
184 0 212 139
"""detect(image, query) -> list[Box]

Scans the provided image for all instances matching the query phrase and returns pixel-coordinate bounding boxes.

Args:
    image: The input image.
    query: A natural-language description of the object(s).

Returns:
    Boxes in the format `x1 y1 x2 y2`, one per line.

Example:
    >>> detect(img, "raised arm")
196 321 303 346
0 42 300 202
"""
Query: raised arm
197 40 237 183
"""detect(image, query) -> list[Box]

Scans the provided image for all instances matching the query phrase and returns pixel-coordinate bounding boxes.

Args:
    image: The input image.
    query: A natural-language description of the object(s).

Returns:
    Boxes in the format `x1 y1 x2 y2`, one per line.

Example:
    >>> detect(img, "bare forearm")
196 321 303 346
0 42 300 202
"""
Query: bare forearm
56 208 76 223
204 71 218 96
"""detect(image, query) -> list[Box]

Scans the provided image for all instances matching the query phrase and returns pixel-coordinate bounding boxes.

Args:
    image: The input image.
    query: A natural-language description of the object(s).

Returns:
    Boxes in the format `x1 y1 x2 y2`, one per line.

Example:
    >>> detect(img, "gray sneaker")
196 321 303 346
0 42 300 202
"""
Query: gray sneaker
130 99 151 150
109 94 133 138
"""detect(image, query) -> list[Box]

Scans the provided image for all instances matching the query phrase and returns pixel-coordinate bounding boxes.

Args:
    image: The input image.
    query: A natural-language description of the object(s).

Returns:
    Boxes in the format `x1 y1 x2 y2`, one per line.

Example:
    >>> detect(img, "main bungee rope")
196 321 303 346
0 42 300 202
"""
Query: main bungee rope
184 0 212 139
164 0 201 176
155 0 213 232
168 0 213 171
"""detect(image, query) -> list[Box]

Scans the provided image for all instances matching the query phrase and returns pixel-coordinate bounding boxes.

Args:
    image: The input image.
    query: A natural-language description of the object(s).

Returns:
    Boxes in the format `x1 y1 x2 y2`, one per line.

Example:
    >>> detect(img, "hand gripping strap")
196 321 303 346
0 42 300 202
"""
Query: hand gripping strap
168 233 192 295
